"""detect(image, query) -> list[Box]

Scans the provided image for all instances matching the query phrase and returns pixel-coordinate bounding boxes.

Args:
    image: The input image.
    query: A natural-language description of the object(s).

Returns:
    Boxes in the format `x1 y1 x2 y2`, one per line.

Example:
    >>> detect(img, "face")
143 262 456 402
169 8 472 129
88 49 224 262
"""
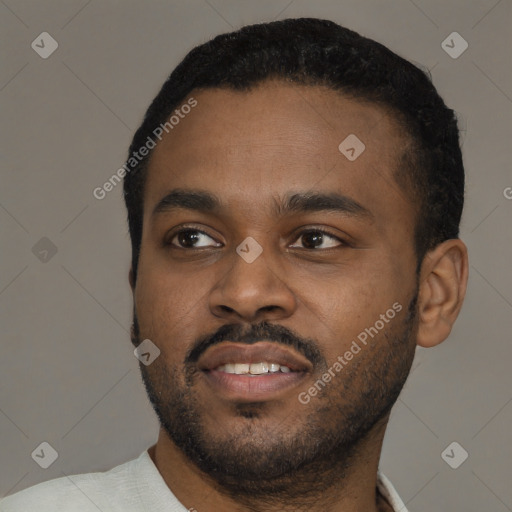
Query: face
131 81 420 495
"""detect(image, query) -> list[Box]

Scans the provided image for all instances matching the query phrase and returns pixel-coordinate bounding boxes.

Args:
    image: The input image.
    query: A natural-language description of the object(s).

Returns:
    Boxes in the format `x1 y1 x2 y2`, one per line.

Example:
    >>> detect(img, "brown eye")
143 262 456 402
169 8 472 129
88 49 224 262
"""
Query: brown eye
290 229 344 250
169 229 221 249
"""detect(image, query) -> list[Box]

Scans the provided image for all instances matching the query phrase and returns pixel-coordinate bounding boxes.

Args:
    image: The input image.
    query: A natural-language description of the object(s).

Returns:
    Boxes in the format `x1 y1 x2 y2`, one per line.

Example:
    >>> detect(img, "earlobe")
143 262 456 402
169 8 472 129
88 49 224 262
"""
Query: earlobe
416 239 469 348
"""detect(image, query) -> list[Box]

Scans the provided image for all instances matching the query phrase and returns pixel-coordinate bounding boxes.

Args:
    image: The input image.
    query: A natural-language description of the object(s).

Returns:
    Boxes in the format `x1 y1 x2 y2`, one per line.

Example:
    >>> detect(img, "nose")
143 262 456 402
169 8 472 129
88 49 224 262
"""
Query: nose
208 240 297 323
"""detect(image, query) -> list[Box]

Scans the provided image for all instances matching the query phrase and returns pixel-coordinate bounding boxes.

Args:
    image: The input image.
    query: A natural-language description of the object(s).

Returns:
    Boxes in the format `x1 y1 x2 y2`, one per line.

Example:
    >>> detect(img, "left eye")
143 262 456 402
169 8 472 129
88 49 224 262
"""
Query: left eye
290 229 344 250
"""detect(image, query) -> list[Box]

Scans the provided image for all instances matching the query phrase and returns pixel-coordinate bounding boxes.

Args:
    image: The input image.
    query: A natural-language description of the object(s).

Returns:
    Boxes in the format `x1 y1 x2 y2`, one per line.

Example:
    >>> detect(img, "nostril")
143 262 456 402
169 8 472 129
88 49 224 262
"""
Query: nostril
260 305 279 313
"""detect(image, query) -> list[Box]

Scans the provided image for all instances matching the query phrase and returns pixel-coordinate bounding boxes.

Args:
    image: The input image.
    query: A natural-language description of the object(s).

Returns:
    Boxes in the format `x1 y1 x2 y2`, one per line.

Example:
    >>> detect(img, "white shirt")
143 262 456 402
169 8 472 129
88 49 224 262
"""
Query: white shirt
0 450 409 511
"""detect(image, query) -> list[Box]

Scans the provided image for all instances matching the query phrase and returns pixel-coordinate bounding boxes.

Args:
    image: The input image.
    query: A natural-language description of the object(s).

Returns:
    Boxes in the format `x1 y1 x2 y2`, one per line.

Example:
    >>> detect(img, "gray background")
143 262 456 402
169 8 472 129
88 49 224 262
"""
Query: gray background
1 0 511 510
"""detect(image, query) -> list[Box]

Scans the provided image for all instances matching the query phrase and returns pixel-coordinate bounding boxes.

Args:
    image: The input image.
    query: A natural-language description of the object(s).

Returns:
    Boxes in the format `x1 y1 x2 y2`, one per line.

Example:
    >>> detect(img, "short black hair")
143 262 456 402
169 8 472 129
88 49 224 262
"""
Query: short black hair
123 17 464 281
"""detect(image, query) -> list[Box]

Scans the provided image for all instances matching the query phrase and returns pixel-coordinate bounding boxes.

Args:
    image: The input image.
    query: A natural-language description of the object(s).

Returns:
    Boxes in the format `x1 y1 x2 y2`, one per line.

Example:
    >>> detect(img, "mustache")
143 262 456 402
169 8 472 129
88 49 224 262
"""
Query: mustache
185 320 325 368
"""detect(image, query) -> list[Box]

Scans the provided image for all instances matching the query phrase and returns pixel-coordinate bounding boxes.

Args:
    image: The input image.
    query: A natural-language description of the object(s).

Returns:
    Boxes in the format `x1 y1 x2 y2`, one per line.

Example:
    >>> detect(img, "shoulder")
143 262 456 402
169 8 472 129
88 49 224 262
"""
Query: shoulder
0 454 145 512
1 474 102 512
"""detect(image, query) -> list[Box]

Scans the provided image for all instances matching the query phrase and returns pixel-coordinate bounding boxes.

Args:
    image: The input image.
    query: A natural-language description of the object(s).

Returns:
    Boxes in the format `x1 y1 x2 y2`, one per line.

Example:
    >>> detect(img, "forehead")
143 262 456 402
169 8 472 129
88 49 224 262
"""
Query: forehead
143 81 414 226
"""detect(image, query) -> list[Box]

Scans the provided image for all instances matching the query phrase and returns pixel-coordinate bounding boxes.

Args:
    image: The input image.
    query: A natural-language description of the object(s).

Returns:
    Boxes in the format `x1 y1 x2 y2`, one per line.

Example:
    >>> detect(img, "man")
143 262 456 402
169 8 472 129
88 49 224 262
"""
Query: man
1 17 468 512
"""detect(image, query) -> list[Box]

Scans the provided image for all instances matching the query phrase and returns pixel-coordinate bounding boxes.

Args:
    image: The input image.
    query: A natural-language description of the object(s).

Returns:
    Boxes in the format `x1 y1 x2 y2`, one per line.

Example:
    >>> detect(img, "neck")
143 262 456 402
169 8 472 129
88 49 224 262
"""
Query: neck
149 415 393 512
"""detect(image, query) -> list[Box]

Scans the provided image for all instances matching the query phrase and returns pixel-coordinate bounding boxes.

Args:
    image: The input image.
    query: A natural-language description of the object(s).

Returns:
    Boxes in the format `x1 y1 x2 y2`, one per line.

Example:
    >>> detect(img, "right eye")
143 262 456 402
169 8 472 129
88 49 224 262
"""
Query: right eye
167 228 222 249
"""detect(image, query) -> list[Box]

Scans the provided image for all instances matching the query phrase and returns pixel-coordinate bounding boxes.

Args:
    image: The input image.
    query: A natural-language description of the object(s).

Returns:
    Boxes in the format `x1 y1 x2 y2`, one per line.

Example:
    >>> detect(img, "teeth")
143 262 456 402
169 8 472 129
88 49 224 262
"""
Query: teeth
216 362 293 375
235 363 250 374
269 363 280 373
250 362 268 374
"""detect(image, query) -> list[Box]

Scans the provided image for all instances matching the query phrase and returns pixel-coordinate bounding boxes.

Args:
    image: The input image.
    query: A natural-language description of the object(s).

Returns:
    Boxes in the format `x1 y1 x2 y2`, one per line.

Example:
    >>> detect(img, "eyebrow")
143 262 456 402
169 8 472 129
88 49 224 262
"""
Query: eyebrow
152 188 373 220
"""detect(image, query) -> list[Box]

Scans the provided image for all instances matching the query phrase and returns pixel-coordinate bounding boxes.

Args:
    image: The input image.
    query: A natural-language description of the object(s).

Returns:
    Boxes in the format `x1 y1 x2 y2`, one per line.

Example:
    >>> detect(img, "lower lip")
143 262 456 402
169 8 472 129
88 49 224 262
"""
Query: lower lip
202 369 307 401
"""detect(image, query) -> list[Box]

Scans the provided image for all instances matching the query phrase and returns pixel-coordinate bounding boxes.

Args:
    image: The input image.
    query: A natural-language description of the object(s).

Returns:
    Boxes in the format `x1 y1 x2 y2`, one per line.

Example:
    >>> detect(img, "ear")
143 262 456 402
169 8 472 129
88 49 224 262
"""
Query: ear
129 267 135 292
416 239 468 348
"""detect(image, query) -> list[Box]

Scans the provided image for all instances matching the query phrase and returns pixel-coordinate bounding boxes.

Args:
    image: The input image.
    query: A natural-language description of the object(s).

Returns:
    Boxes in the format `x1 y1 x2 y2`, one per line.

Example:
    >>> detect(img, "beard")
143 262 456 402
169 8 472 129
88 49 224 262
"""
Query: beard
132 294 418 507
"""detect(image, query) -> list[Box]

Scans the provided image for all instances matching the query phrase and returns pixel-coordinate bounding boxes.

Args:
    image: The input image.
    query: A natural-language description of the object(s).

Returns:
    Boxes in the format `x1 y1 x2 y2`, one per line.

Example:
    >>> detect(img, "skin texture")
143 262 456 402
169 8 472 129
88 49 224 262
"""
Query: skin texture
129 81 468 512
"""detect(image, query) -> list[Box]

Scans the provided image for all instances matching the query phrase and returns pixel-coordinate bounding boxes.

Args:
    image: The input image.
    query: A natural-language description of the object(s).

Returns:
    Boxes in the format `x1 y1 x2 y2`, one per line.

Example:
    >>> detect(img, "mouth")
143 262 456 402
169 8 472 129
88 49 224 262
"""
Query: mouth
214 362 294 375
197 341 312 401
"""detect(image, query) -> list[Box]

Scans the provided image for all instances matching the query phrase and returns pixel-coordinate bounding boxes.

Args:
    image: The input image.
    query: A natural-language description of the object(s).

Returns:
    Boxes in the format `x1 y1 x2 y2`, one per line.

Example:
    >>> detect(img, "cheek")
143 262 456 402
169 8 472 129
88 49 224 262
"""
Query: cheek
301 254 398 319
134 260 205 353
300 261 406 362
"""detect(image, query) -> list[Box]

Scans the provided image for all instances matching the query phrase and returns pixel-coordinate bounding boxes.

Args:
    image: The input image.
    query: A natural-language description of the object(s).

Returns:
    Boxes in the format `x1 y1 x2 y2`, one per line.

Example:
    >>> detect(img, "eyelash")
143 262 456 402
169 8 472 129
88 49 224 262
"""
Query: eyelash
166 225 348 251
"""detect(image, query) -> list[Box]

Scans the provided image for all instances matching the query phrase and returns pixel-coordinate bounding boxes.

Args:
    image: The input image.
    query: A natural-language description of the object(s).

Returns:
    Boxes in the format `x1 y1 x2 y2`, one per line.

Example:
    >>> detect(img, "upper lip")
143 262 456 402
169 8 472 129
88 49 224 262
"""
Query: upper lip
197 341 313 372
